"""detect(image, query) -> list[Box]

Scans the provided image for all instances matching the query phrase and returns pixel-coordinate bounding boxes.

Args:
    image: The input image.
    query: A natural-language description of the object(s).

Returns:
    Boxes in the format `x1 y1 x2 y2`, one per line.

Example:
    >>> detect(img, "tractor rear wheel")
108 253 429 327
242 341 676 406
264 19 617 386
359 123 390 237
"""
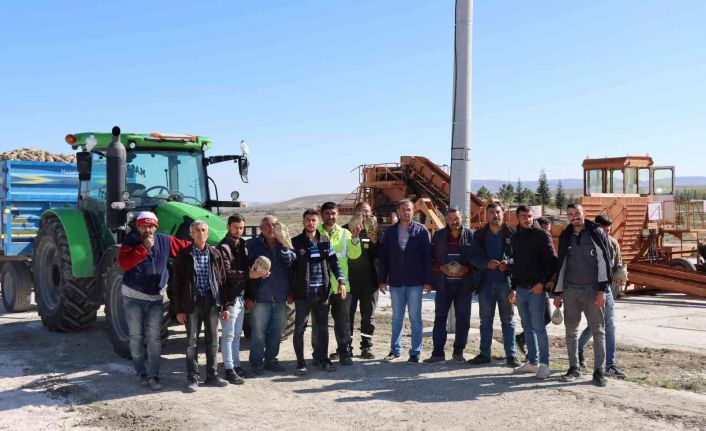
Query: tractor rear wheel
1 261 33 312
102 250 170 359
33 217 97 331
103 260 131 358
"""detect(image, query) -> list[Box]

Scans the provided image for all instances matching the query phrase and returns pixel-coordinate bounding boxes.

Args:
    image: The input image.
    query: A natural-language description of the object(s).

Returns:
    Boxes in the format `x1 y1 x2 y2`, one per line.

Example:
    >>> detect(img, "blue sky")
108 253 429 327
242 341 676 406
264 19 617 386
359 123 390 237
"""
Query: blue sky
1 1 705 202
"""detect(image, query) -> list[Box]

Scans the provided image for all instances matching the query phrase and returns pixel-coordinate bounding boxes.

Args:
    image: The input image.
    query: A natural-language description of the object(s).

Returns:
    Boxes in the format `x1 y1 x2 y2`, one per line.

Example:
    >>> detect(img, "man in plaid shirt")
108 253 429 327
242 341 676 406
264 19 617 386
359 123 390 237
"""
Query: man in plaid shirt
174 220 229 392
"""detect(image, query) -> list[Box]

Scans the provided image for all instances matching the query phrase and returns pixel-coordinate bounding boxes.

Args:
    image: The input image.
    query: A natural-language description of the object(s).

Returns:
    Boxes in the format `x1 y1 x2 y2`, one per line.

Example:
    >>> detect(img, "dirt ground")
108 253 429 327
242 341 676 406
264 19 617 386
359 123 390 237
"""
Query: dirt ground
1 293 705 431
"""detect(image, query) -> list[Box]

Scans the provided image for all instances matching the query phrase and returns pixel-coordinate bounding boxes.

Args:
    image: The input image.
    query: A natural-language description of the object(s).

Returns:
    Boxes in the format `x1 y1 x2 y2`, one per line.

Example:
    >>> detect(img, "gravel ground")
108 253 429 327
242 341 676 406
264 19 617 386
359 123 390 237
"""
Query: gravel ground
1 293 705 431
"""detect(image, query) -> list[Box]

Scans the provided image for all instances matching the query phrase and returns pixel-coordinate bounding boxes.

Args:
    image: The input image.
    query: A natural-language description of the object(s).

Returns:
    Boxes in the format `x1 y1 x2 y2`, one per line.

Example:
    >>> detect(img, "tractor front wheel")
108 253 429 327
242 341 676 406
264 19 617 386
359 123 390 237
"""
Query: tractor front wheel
32 217 97 331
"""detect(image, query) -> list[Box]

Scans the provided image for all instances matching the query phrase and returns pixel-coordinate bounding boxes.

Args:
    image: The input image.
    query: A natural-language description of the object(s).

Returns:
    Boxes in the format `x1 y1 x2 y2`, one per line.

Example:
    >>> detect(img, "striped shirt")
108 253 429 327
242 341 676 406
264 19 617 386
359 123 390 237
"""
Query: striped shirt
193 245 211 295
308 241 324 296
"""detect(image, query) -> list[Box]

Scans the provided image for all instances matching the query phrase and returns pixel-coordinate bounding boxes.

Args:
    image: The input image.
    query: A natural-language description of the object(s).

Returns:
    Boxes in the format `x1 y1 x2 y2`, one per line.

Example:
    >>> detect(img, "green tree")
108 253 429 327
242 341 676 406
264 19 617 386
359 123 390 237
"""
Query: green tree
497 183 515 205
522 188 536 205
476 185 492 200
568 193 577 205
536 169 551 211
554 180 566 214
515 179 524 205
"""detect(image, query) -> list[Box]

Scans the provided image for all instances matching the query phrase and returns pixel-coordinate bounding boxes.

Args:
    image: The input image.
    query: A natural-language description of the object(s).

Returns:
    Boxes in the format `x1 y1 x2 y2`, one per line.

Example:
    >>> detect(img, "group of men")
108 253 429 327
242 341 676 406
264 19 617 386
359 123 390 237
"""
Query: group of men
373 199 625 387
418 201 625 387
118 197 625 392
117 201 380 391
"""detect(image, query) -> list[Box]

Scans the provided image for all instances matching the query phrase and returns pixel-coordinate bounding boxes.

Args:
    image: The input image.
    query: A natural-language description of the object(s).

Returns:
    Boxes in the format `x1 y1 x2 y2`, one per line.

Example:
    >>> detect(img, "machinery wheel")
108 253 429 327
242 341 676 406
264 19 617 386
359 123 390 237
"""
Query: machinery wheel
103 258 131 358
102 249 170 359
33 217 97 331
669 258 697 272
1 261 33 312
280 302 296 341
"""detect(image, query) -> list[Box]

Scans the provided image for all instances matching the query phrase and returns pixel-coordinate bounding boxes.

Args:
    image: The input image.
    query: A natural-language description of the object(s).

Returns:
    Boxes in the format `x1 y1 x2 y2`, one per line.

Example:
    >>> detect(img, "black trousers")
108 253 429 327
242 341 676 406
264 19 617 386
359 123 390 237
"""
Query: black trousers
293 297 329 363
312 292 352 357
185 294 219 381
349 289 379 349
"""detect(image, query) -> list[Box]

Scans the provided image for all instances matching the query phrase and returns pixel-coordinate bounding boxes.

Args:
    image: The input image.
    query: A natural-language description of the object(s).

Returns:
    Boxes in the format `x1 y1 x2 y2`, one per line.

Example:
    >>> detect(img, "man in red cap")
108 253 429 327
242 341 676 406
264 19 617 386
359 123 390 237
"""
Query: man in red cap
118 211 191 391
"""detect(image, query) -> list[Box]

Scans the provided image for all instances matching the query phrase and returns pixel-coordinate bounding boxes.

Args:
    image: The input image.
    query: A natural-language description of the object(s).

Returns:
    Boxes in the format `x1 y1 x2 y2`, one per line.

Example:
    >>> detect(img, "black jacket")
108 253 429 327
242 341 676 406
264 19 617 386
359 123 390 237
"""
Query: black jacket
218 235 249 308
510 226 557 290
291 231 345 301
430 227 475 293
555 219 612 294
342 224 378 294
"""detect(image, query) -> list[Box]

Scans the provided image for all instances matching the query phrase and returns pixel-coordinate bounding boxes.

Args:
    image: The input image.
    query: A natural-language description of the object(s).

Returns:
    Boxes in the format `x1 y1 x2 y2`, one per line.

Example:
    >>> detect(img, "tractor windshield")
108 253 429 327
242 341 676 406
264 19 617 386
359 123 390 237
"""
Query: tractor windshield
88 150 208 208
126 151 207 206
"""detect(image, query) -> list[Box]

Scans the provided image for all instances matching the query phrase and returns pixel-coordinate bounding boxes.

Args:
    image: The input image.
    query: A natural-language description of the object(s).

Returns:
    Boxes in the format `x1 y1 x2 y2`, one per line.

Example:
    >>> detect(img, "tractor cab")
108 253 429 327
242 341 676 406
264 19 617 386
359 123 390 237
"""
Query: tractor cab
582 156 675 199
67 129 248 243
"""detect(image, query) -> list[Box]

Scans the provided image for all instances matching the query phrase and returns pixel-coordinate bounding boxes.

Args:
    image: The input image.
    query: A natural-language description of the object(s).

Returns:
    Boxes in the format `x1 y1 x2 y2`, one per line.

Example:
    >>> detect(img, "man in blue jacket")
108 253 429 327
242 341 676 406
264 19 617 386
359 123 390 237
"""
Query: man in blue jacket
118 211 191 391
378 199 431 363
467 202 519 367
423 208 475 364
246 215 296 374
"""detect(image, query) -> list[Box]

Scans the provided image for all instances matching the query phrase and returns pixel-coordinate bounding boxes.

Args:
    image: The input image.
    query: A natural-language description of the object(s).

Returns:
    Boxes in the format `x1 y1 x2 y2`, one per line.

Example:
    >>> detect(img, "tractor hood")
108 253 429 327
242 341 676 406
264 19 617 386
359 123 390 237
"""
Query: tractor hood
153 202 227 245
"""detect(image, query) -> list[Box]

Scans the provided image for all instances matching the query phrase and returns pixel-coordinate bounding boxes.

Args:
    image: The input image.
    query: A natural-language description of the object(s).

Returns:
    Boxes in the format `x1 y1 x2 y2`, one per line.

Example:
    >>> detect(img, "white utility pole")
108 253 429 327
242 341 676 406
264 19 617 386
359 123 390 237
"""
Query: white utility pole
448 0 473 334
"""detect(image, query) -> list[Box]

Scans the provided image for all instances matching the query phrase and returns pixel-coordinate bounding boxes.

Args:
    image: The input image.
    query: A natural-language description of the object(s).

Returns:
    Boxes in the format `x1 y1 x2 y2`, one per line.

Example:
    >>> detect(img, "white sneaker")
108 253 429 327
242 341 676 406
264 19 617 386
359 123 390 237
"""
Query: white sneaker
536 363 551 379
513 362 538 374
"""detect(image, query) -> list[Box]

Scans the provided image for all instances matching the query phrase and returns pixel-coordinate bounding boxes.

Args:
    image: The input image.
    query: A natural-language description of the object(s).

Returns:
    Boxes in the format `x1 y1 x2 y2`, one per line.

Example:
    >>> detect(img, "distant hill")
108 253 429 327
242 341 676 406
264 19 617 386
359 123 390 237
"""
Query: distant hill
472 177 706 193
246 193 348 210
246 177 706 210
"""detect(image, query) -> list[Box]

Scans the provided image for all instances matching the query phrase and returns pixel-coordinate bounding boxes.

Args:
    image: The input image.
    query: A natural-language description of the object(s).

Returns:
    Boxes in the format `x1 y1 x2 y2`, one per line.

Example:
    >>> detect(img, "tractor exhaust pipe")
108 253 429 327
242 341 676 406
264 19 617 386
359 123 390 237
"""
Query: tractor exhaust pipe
106 126 127 231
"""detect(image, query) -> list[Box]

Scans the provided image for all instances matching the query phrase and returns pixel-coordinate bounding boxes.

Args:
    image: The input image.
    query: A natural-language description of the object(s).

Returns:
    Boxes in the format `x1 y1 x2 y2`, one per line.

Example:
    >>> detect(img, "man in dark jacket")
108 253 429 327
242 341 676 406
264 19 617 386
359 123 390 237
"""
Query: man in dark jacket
423 208 475 364
246 215 296 374
510 206 557 379
118 211 191 391
467 202 519 367
291 209 347 375
554 203 613 387
174 220 229 392
344 202 379 359
378 199 432 363
218 214 249 384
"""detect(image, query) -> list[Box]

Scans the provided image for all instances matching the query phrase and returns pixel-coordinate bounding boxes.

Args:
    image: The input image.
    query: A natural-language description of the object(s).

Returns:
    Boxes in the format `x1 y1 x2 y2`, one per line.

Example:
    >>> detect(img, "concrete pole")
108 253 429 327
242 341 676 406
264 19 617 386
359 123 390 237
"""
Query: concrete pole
448 0 473 334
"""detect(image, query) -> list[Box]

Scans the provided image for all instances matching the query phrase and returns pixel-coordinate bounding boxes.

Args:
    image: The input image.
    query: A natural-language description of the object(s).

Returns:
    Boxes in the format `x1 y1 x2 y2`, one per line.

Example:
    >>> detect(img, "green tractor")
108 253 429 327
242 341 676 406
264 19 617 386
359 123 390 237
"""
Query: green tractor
33 126 254 357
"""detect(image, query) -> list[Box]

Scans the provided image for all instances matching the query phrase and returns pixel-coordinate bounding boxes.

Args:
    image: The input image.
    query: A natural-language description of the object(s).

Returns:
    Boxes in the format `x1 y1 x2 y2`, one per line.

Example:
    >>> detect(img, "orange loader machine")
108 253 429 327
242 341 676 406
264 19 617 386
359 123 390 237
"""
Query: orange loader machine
579 156 706 297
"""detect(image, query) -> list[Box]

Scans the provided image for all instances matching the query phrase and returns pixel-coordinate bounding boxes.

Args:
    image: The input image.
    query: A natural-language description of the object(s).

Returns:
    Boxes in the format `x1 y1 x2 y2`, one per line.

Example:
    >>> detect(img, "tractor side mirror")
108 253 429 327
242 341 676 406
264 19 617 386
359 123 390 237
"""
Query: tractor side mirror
238 157 249 183
76 152 92 181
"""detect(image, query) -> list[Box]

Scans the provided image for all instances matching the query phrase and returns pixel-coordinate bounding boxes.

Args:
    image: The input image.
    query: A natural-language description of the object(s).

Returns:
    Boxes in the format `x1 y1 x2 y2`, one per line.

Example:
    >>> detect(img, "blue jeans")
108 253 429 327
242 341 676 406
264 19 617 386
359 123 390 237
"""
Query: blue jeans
220 296 245 370
123 296 163 378
515 287 549 365
432 283 472 357
579 285 616 367
249 301 286 367
390 285 423 356
478 281 516 358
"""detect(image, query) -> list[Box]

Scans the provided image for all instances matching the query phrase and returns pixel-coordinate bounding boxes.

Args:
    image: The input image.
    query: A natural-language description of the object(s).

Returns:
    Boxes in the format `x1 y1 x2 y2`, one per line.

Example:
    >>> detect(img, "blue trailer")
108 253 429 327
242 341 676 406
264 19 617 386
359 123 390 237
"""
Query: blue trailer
0 160 78 311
